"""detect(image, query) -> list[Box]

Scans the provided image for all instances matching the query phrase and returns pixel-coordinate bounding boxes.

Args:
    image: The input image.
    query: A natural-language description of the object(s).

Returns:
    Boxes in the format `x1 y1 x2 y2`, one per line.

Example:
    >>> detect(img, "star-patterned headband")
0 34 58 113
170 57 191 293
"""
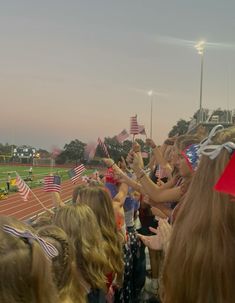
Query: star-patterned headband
181 144 200 171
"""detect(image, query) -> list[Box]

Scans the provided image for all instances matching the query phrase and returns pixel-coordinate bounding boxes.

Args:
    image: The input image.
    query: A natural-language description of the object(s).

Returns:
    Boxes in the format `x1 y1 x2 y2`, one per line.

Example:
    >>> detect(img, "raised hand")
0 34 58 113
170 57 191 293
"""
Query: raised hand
157 219 172 252
145 138 157 149
138 226 163 250
103 158 115 168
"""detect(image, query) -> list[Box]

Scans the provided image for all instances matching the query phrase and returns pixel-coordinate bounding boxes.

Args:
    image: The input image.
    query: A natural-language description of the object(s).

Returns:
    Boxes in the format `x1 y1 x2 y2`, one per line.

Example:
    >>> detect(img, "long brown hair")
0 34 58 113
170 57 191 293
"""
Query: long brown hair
54 204 108 291
79 186 124 285
162 126 235 303
0 216 58 303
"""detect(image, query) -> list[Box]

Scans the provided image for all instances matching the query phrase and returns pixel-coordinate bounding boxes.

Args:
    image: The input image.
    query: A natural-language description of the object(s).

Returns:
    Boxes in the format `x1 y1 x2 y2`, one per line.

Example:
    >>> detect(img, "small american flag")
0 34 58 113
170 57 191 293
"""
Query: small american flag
155 165 162 179
155 165 168 180
68 164 85 184
141 151 149 159
98 137 110 158
44 175 61 192
138 125 146 136
16 175 30 201
84 142 98 161
130 115 139 135
116 129 129 143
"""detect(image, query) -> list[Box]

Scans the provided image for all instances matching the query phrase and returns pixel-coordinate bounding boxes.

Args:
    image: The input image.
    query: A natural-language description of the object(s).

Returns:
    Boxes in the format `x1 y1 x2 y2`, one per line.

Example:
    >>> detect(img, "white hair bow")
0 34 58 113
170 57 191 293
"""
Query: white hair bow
199 142 235 160
198 124 224 155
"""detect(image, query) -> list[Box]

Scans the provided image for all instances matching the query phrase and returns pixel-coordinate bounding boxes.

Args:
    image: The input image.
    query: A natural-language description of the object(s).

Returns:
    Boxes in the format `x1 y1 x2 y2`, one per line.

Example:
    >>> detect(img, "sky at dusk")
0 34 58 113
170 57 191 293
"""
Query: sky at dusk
0 0 235 150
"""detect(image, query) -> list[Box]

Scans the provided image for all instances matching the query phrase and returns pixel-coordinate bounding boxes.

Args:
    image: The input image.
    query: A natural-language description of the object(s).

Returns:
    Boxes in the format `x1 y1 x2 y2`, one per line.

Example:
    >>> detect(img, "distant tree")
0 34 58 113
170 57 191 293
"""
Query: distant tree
168 119 190 137
94 137 148 164
0 143 15 155
94 137 124 162
55 151 67 165
37 148 50 158
94 137 134 163
62 139 86 165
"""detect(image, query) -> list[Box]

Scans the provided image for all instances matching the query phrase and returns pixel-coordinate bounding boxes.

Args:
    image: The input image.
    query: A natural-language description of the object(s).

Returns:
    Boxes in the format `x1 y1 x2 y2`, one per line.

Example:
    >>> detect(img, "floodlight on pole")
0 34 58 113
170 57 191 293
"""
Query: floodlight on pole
195 40 205 123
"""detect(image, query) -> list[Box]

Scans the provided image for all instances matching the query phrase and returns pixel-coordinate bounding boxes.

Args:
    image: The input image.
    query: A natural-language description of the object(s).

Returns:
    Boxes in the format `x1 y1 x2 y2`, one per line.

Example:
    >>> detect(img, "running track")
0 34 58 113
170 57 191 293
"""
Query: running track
0 180 77 221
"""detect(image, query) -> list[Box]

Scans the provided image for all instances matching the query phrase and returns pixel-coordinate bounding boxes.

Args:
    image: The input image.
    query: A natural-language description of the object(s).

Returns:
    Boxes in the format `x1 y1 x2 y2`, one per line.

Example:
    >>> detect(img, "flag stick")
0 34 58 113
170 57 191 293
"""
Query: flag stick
50 157 54 174
30 190 50 211
15 172 50 212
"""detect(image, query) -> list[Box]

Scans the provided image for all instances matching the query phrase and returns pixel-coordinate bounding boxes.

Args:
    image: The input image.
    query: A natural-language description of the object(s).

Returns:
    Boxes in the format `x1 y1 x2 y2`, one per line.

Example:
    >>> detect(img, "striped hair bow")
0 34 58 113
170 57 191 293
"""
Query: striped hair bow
3 225 59 258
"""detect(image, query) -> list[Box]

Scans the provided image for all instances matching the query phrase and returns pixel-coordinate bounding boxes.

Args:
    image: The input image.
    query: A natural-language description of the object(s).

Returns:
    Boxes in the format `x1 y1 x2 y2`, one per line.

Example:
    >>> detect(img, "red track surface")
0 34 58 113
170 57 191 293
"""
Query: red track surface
0 180 76 221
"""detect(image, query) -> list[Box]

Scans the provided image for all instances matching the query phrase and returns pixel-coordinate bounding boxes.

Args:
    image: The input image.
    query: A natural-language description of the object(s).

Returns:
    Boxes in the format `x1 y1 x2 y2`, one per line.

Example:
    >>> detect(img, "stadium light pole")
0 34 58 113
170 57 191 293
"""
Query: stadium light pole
195 41 205 123
148 90 153 139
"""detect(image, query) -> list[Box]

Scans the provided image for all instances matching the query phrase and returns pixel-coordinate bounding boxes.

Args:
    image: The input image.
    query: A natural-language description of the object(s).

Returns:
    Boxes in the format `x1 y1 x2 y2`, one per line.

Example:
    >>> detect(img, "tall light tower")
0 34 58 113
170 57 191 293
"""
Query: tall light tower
195 41 205 123
148 90 153 138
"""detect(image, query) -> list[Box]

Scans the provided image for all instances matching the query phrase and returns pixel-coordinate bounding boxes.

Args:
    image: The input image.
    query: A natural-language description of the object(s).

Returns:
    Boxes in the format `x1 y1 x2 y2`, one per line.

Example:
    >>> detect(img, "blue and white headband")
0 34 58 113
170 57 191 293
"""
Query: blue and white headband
3 225 59 258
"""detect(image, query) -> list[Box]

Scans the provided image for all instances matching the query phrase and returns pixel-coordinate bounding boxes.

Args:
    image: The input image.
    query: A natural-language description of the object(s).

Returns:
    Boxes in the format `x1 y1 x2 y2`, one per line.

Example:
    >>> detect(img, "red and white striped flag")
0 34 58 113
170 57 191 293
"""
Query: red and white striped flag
130 115 139 135
138 125 146 136
116 129 129 143
43 175 61 192
68 164 86 184
16 175 30 201
98 138 110 158
155 166 168 180
84 142 98 161
155 167 161 179
141 151 149 159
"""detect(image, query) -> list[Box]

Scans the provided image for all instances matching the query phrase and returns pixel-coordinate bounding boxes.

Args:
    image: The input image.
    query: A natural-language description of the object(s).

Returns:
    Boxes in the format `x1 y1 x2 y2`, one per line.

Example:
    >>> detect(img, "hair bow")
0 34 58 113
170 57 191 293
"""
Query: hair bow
3 225 59 258
198 124 224 155
199 142 235 160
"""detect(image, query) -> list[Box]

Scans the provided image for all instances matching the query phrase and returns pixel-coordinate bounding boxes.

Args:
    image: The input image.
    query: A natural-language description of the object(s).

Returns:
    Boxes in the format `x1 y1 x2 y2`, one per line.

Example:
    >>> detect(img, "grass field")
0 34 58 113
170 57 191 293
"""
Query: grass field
0 165 94 193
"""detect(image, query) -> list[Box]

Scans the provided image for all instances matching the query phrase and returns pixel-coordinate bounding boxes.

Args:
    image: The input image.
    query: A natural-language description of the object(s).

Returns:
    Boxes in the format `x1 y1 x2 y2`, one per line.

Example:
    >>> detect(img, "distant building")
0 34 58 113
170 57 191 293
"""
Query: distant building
13 146 36 164
188 108 235 134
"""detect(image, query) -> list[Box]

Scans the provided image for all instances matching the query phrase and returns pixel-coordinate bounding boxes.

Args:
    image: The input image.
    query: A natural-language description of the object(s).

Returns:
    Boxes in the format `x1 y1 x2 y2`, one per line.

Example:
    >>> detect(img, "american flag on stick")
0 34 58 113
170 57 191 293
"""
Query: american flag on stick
138 125 146 136
155 166 168 180
84 141 98 161
44 175 61 192
130 115 139 135
116 129 129 143
141 151 149 159
16 174 30 201
98 137 110 158
68 164 86 184
155 165 162 179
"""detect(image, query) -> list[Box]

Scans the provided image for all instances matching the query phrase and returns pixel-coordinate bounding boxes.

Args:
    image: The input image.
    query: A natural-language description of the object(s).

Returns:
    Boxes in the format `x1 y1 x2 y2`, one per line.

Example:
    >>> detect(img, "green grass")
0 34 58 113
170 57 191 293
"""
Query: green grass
0 165 95 192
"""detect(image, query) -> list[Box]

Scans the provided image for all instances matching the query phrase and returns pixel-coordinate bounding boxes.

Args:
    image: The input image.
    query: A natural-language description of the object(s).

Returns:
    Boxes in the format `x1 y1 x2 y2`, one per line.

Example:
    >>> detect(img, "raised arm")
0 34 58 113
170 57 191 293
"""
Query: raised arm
132 153 182 203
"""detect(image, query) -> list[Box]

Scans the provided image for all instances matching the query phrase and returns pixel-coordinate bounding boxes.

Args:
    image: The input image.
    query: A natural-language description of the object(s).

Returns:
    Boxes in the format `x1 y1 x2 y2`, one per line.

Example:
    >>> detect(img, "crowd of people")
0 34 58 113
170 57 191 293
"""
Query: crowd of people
0 124 234 303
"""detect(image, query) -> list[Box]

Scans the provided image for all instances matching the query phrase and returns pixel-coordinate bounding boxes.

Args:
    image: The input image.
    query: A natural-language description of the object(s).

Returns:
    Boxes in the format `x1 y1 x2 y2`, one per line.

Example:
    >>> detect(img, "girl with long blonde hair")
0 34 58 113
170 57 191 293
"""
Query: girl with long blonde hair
53 204 108 302
78 186 124 286
162 126 235 303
